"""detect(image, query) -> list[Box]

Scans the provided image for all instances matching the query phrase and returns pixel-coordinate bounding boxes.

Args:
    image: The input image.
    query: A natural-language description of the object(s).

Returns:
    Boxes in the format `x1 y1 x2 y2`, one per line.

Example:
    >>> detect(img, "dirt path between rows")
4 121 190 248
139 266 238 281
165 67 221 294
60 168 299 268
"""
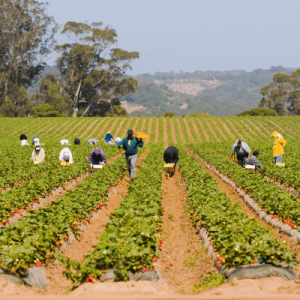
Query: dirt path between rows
218 119 235 139
254 120 272 135
55 120 77 138
204 119 220 141
121 118 133 139
145 118 153 145
44 151 149 294
154 118 160 144
79 120 99 138
164 118 168 148
159 170 216 293
225 120 244 140
132 118 139 131
190 119 202 142
212 119 227 140
247 120 267 137
170 119 177 144
74 120 90 137
50 120 72 137
36 121 55 136
232 120 252 140
267 120 294 139
239 120 259 137
176 118 186 144
187 149 300 276
95 120 113 139
197 119 209 142
183 118 196 144
86 120 104 140
64 120 84 138
140 118 146 132
114 119 125 137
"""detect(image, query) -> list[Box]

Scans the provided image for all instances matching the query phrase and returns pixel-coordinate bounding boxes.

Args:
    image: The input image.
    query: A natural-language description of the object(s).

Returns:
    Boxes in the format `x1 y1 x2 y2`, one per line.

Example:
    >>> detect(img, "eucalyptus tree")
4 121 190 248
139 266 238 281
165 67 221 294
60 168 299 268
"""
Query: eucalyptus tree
56 22 139 117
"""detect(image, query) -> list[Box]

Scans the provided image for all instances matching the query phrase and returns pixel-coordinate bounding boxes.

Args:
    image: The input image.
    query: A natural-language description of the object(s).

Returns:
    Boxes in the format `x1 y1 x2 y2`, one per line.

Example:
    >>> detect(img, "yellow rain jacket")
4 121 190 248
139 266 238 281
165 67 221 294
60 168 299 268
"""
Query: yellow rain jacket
273 137 287 157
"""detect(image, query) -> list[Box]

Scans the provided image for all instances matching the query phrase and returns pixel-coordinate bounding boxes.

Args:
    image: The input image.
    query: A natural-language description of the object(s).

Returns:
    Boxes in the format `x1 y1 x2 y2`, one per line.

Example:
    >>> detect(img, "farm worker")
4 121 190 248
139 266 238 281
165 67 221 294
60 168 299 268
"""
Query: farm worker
74 137 81 145
118 129 143 179
88 147 107 168
32 144 45 162
60 139 70 145
271 131 287 164
163 146 179 170
245 150 263 169
88 138 99 145
32 136 40 145
115 137 122 146
59 147 73 164
231 139 251 167
20 132 28 146
104 131 114 145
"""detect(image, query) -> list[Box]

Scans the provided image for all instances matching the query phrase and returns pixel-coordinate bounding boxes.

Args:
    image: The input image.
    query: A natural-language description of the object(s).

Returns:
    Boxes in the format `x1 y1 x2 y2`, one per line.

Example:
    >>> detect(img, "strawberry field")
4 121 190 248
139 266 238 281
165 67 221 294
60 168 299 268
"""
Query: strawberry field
1 116 300 297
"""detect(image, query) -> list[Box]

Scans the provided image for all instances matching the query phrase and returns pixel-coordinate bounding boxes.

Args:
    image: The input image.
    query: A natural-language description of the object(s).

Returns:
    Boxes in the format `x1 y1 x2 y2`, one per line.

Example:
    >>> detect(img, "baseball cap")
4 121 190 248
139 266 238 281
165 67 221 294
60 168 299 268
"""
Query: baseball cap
128 129 133 135
253 150 259 156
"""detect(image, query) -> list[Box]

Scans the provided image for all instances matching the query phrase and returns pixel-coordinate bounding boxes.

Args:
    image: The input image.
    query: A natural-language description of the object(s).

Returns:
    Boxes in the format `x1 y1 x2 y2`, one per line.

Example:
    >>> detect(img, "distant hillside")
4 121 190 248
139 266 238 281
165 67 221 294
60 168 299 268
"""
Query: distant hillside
27 65 297 116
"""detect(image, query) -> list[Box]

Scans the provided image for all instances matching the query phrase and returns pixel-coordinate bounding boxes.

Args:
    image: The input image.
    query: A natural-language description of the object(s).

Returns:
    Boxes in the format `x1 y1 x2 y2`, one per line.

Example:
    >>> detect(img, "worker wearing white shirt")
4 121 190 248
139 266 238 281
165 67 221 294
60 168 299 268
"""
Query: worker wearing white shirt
231 139 251 167
60 139 70 145
59 147 73 164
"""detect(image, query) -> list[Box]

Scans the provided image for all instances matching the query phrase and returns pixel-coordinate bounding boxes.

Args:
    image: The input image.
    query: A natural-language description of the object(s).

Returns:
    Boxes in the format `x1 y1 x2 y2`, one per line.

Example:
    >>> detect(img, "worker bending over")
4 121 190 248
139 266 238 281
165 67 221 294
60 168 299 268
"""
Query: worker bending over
163 146 179 172
232 139 251 167
59 147 73 164
118 129 143 180
88 138 99 145
245 150 263 169
88 147 107 168
20 132 28 146
271 131 287 164
32 144 45 163
104 131 114 144
74 138 81 145
32 136 40 146
60 139 70 145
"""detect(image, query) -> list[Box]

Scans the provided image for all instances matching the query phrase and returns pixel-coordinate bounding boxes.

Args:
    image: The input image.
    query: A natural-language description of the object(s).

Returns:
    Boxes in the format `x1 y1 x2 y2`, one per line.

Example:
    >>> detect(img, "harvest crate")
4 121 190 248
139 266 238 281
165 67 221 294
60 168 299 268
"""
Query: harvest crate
134 131 148 139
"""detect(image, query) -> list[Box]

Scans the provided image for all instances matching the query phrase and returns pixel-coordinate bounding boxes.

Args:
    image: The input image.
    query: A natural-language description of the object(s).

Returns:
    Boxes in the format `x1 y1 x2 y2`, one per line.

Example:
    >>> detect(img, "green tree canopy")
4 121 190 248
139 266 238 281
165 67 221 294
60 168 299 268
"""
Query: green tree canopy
0 0 57 116
56 22 139 117
31 103 62 117
105 105 127 117
259 69 300 115
238 107 278 116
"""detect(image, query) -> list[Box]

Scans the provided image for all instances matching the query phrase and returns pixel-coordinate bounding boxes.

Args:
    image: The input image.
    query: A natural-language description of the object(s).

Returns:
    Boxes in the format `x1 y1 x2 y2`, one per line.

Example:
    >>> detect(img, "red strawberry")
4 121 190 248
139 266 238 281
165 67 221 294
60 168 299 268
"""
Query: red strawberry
88 274 93 280
153 256 158 262
35 261 42 267
142 267 148 272
252 261 257 264
218 263 222 267
85 278 89 283
65 235 69 240
91 279 96 284
169 263 173 267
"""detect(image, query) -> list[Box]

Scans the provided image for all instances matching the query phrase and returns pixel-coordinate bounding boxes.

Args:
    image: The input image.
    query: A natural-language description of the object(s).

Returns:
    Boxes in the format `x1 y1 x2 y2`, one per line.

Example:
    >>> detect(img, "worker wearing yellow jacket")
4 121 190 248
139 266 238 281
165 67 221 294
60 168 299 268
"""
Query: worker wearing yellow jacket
271 131 287 164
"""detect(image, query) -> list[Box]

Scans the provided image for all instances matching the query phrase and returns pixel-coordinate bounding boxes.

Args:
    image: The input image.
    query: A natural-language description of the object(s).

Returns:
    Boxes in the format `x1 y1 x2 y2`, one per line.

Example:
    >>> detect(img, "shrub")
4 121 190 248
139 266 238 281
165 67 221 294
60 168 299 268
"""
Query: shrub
238 107 278 116
164 111 175 117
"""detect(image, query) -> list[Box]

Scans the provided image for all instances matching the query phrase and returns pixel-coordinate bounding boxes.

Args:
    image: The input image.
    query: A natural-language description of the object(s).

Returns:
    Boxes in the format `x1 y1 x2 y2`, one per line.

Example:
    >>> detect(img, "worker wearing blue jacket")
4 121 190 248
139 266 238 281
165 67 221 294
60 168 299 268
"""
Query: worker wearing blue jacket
118 129 143 179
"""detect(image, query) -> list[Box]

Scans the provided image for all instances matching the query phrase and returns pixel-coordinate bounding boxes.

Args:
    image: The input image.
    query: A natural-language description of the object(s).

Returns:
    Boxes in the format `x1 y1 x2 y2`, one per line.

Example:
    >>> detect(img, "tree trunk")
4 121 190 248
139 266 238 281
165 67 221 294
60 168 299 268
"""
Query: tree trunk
72 80 82 117
4 81 8 103
72 105 78 117
82 102 92 117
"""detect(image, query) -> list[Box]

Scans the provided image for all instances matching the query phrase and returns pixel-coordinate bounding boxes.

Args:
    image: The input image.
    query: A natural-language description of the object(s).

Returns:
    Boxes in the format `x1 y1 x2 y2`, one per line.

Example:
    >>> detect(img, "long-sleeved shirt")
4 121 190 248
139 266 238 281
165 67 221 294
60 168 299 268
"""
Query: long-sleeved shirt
104 134 113 143
60 139 70 145
88 139 99 145
164 146 179 164
59 148 73 164
32 148 45 162
32 137 39 145
88 147 106 164
246 155 263 168
118 137 143 155
20 134 27 141
273 137 287 157
231 141 251 155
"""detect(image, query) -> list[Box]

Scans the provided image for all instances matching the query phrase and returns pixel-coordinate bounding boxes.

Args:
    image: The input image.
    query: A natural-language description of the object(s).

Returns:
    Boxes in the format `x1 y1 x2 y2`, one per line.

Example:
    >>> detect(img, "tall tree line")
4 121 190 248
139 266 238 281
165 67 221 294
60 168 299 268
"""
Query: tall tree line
0 0 138 117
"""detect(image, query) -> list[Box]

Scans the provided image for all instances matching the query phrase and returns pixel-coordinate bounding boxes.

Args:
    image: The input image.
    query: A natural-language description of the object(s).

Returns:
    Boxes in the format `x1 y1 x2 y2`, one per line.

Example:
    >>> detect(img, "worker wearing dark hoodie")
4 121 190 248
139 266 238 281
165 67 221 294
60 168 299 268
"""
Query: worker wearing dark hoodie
246 150 263 169
118 129 143 179
231 139 251 167
88 147 107 168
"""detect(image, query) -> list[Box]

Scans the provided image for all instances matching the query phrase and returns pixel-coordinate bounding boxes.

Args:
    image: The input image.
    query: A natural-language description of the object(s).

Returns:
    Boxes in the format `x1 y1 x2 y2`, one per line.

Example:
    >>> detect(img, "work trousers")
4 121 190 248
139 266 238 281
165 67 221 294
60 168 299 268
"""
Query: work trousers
237 154 248 167
126 154 138 178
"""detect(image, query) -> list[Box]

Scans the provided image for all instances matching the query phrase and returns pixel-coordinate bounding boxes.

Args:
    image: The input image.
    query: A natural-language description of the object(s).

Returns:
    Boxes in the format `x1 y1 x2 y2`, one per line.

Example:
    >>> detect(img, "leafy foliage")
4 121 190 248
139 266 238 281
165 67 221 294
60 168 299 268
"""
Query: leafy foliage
238 107 278 116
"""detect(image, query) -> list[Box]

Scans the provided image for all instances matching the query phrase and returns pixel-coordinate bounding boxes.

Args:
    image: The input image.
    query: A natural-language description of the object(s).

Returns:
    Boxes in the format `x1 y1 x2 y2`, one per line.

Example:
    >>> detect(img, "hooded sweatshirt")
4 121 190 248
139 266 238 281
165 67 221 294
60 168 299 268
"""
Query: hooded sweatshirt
88 147 106 164
273 135 287 157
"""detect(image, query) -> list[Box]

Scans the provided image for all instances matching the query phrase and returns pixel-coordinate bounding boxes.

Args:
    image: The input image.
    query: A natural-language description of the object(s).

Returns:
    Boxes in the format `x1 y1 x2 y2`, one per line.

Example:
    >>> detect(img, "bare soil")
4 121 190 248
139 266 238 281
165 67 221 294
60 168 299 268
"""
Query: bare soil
190 119 202 142
254 120 272 135
211 119 227 140
79 120 99 138
132 118 139 131
74 120 92 137
197 119 210 141
113 119 126 137
225 120 244 140
50 120 72 137
247 120 267 137
232 120 252 139
85 120 104 140
176 118 187 143
239 119 259 137
204 120 220 141
145 118 153 145
159 170 216 293
164 118 168 148
121 118 133 139
65 120 84 137
218 119 235 139
154 118 160 144
170 118 178 144
183 118 196 144
54 120 77 138
140 118 146 132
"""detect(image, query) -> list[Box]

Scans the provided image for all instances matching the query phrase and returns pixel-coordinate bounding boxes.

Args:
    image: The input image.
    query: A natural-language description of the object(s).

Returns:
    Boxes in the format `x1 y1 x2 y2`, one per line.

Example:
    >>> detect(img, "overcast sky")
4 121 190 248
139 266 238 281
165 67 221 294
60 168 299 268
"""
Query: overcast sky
45 0 300 75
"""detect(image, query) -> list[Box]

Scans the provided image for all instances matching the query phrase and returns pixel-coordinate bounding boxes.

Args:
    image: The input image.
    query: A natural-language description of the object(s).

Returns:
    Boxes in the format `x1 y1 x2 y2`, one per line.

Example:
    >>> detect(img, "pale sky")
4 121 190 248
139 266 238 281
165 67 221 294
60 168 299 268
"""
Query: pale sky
45 0 300 75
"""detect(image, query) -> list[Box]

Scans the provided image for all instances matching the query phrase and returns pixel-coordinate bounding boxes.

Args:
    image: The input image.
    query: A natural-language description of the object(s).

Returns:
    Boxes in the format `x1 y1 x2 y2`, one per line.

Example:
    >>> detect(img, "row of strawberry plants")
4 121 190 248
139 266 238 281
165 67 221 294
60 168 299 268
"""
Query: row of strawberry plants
0 145 122 223
179 147 298 269
188 143 300 231
65 144 164 283
0 154 128 277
